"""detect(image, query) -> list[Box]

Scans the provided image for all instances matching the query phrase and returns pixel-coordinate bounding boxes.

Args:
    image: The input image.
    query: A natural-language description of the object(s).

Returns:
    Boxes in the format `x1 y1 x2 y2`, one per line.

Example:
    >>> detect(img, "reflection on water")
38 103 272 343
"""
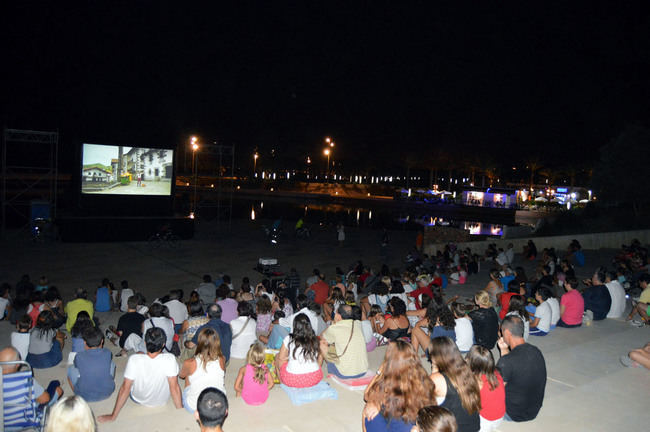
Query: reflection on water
224 198 507 236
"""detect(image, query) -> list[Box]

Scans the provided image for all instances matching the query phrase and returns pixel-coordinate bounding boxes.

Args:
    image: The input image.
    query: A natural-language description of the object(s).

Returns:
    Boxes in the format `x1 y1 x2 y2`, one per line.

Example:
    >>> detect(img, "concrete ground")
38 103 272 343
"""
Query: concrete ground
1 219 648 432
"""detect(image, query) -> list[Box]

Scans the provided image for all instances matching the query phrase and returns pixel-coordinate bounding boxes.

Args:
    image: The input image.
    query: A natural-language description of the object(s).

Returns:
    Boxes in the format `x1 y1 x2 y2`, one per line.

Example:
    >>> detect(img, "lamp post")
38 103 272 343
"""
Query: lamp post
191 138 199 216
323 148 330 180
253 152 259 178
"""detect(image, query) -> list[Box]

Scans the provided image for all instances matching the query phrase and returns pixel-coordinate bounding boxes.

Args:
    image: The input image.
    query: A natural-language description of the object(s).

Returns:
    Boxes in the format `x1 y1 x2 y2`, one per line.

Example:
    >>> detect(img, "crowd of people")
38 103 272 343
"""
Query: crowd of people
1 236 648 431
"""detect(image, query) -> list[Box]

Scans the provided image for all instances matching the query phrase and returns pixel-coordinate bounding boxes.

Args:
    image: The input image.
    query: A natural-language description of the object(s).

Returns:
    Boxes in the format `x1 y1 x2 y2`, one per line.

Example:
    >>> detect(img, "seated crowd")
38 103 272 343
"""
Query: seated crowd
1 238 646 431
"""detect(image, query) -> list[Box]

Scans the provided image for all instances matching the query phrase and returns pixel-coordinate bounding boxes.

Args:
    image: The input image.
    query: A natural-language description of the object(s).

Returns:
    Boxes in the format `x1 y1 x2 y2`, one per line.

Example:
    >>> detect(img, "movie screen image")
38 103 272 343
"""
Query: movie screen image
81 144 174 195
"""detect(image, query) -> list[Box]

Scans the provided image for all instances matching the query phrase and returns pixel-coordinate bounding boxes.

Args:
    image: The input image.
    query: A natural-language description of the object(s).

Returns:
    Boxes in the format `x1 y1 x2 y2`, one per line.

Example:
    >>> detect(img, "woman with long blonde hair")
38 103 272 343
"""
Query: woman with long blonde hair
429 336 481 432
178 327 226 412
362 340 436 431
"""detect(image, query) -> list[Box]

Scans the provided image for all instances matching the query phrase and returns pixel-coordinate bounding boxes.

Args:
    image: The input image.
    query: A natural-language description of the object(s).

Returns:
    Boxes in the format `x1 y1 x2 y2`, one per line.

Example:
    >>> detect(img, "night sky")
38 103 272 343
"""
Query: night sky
3 2 650 173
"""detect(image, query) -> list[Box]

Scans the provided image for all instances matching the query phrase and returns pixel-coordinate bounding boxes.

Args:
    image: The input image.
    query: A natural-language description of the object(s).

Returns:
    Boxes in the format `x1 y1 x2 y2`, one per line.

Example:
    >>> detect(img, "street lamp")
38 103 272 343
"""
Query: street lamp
324 148 330 180
253 152 259 178
192 140 199 216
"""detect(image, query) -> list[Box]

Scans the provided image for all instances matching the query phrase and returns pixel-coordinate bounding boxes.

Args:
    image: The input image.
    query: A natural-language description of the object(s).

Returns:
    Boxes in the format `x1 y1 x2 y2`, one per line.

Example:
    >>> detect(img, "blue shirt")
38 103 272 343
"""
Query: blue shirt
365 414 413 432
74 348 115 401
95 286 111 312
192 319 233 362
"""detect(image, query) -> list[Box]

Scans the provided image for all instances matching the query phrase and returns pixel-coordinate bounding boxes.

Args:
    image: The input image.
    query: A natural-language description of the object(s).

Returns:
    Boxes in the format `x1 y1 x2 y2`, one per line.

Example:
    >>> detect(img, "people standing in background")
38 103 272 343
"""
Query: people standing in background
337 223 345 247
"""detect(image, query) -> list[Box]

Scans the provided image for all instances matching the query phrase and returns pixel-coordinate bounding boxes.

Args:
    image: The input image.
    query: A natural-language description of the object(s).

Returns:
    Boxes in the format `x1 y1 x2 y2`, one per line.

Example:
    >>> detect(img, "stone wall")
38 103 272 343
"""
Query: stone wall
423 228 650 256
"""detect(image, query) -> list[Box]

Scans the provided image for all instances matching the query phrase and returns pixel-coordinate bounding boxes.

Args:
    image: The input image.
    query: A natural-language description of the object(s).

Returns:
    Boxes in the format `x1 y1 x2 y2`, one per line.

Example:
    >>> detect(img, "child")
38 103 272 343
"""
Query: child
11 314 32 361
234 342 274 405
451 302 474 354
276 289 293 317
26 291 45 329
467 345 505 432
345 290 356 306
413 406 458 432
70 311 94 355
118 280 134 313
67 326 116 402
256 297 273 338
259 310 286 349
324 287 345 321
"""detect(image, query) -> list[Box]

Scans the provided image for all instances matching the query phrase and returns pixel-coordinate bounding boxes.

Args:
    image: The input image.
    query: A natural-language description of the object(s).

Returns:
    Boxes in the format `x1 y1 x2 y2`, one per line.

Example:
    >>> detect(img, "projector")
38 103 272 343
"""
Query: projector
258 257 278 266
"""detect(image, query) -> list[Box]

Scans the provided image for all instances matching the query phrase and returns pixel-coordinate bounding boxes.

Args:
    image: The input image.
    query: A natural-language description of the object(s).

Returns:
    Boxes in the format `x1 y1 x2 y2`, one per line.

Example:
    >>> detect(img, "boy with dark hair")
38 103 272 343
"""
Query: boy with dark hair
195 387 228 432
68 326 115 402
109 295 145 357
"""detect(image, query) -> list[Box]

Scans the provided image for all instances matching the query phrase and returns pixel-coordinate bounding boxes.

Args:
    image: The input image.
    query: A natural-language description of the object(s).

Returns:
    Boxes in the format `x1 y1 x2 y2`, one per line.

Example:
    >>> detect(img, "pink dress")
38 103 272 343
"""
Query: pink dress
241 364 270 405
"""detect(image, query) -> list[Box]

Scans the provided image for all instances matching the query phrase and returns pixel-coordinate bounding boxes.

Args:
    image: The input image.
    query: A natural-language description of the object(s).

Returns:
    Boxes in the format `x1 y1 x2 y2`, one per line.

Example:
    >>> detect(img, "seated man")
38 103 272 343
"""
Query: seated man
195 387 228 432
67 326 115 402
306 274 329 306
185 304 232 363
320 304 369 379
98 327 182 423
581 268 612 321
627 273 650 326
497 315 546 422
108 295 145 356
164 289 188 333
1 346 63 431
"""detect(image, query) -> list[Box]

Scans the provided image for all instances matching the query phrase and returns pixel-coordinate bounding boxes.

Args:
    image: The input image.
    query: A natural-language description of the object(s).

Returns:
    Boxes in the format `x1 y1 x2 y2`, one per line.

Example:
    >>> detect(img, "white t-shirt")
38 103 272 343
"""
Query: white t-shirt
164 299 189 326
547 297 560 326
143 317 175 352
11 331 30 361
120 289 134 312
279 308 320 335
229 316 257 359
534 301 552 332
0 297 9 318
361 320 374 344
282 335 320 375
454 317 474 352
605 281 626 318
124 352 179 406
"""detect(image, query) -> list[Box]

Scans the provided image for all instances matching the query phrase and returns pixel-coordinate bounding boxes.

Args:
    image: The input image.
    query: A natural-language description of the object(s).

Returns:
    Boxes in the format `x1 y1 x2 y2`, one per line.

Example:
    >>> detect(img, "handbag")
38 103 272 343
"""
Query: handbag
325 321 355 364
231 317 251 340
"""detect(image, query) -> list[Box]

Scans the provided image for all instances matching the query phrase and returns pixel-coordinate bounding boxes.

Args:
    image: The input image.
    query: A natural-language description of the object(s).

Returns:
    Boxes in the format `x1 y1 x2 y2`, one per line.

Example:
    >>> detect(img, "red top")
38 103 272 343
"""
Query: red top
498 292 517 320
309 281 330 305
480 372 506 421
408 285 434 309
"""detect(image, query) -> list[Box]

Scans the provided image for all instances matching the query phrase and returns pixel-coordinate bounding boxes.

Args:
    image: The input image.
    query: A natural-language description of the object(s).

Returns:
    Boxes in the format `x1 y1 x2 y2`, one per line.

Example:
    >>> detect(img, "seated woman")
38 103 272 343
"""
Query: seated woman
504 295 530 340
43 287 66 329
362 340 436 432
178 327 226 413
429 337 481 432
411 300 456 355
484 270 504 311
27 310 65 368
467 345 505 432
498 280 525 320
179 300 209 361
468 290 499 350
229 301 257 359
374 297 410 342
70 311 94 355
275 313 323 388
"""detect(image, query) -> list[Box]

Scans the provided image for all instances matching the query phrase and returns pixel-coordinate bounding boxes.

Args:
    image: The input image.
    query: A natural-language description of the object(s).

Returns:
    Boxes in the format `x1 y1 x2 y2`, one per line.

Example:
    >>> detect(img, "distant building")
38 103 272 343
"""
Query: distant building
462 186 518 208
122 148 172 181
83 166 112 183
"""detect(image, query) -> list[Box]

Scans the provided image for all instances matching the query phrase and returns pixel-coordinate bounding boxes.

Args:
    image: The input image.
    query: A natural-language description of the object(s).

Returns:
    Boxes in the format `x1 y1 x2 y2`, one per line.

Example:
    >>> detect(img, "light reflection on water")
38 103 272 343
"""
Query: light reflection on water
231 198 507 236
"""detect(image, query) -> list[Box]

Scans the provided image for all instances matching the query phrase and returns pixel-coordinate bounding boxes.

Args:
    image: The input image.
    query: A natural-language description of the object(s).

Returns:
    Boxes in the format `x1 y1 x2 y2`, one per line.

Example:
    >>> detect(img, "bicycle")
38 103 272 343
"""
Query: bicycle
148 226 180 249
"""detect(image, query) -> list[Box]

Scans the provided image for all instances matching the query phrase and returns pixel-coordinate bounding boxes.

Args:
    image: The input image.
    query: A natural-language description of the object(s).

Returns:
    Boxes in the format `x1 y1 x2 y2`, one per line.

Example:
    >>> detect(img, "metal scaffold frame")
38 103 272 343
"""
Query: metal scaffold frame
1 128 59 237
197 143 235 229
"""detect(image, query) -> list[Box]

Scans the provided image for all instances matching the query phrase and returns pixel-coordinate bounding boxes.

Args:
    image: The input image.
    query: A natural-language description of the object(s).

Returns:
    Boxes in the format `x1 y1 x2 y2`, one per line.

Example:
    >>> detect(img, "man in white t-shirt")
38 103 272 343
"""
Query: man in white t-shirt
119 280 134 313
164 289 189 331
98 327 182 423
604 272 626 318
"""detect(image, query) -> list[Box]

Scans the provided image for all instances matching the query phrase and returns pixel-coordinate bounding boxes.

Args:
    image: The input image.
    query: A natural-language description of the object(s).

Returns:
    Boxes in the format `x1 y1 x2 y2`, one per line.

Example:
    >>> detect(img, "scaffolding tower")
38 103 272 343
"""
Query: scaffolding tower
196 143 235 229
1 128 59 237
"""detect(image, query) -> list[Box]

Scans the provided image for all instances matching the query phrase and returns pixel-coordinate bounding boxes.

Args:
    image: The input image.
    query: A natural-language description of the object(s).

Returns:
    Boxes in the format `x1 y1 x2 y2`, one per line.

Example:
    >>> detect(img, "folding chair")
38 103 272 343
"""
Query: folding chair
1 360 46 431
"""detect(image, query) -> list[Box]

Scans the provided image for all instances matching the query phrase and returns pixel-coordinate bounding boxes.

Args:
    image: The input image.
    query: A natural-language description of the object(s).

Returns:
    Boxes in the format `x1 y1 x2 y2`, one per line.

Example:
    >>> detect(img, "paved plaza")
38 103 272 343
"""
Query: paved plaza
1 219 648 431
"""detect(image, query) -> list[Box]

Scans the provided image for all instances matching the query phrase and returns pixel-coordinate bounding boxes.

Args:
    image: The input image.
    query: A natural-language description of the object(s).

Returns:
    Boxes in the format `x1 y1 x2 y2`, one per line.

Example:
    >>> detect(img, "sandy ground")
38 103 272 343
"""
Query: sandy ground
1 219 649 432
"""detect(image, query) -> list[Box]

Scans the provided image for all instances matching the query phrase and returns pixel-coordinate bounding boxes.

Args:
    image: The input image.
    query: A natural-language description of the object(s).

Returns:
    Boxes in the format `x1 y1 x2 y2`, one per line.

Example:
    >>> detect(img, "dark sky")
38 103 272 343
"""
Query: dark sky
3 2 650 172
